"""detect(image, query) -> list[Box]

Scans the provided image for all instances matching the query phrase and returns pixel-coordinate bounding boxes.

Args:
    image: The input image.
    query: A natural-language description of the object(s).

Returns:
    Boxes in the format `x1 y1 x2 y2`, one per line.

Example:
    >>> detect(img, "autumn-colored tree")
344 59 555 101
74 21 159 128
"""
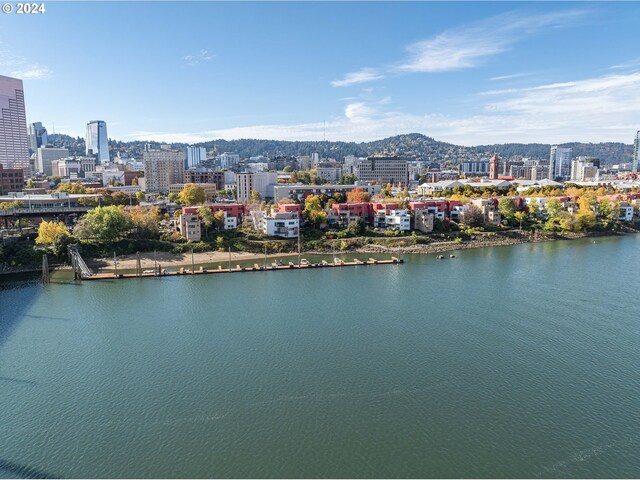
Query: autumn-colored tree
178 184 206 206
128 205 161 239
57 182 87 194
346 187 370 203
35 221 70 246
198 206 214 236
213 210 226 231
304 194 327 227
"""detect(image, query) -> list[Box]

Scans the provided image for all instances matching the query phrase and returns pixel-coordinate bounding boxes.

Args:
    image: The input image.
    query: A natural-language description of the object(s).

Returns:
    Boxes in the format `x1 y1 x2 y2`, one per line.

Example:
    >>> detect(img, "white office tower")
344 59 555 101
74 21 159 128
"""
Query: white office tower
185 146 207 168
85 120 110 165
549 146 572 180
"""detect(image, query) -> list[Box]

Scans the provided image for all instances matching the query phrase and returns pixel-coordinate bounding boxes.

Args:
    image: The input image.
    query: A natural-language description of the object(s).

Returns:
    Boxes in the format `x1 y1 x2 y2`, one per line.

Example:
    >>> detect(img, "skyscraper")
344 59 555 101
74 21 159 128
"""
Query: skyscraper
0 75 30 177
85 120 110 164
28 122 48 153
185 146 207 169
142 147 185 193
549 146 572 180
633 130 639 173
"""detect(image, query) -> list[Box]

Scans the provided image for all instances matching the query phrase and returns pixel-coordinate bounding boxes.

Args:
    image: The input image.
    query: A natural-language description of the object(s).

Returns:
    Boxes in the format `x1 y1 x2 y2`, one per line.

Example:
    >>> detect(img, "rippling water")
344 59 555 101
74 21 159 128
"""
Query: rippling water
1 236 639 478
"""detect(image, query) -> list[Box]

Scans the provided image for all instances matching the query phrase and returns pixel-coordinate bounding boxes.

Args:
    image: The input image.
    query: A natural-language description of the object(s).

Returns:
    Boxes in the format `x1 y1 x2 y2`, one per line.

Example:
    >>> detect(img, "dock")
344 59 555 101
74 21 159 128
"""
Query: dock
83 257 404 281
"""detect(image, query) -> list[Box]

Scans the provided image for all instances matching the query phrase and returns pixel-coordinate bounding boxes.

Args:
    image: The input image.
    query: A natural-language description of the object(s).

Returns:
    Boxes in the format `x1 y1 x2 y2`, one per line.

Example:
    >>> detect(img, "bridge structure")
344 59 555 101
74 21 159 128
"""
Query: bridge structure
0 206 92 218
68 246 93 280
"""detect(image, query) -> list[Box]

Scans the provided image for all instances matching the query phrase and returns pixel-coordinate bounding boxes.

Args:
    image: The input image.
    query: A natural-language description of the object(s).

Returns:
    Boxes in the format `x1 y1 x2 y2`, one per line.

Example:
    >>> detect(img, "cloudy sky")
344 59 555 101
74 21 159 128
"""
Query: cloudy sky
2 1 640 145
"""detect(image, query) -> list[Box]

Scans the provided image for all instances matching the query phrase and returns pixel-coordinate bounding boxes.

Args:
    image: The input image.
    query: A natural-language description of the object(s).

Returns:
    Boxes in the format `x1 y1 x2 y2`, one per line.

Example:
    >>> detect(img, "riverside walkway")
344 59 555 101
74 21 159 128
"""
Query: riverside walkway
84 257 403 281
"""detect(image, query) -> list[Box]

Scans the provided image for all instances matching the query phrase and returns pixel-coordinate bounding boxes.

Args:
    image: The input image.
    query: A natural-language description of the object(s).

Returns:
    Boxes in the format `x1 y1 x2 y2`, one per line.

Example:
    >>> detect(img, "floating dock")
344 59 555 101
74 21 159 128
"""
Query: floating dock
83 257 403 281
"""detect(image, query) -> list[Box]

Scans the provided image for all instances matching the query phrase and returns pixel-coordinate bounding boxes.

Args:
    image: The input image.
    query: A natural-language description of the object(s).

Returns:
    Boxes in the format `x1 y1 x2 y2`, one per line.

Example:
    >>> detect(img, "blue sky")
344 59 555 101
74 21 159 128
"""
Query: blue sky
2 1 640 145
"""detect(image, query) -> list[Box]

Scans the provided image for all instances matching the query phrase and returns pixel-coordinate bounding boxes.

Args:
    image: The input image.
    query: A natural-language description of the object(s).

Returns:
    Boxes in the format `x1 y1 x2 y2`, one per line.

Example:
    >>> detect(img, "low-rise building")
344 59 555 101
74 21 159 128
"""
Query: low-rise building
274 183 380 203
0 165 23 195
619 202 634 221
412 208 435 233
178 213 201 241
417 180 464 196
470 198 502 226
255 211 300 238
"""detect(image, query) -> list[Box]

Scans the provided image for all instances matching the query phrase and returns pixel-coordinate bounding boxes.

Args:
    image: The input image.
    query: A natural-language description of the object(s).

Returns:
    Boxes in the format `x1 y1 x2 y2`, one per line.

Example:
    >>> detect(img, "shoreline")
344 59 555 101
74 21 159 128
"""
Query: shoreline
0 229 634 277
87 229 631 274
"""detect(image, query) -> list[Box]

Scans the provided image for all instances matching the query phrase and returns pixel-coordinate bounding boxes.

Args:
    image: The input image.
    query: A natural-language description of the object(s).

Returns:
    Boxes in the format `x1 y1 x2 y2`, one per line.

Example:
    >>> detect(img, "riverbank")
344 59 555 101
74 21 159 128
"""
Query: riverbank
86 229 633 274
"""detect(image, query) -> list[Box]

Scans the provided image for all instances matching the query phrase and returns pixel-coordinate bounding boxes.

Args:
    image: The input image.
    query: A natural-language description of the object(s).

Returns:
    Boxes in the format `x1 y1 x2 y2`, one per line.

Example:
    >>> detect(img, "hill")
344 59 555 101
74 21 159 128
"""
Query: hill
48 132 634 165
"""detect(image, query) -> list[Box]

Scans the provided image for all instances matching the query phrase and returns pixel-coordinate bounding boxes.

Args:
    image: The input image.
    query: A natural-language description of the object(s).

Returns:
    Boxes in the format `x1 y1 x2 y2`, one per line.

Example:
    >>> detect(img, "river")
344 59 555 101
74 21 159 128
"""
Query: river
1 236 639 478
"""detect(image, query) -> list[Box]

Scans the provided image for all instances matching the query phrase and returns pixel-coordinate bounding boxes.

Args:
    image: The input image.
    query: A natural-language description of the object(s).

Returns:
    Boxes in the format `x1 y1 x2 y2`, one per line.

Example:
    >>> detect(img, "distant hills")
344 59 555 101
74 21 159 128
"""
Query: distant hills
48 132 635 165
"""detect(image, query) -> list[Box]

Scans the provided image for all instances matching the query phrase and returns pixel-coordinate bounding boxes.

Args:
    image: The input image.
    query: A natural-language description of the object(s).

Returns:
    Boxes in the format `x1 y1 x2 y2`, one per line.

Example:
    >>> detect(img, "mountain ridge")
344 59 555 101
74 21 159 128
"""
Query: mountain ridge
48 132 635 165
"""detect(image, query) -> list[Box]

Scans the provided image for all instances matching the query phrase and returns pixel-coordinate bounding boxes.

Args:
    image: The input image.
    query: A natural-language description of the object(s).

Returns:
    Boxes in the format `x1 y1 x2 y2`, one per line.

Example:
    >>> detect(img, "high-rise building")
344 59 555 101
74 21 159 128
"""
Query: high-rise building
85 120 110 164
218 152 240 169
352 156 409 186
0 75 30 177
35 146 69 176
142 148 185 193
633 130 640 173
549 146 572 180
28 122 48 153
236 172 278 203
185 146 207 169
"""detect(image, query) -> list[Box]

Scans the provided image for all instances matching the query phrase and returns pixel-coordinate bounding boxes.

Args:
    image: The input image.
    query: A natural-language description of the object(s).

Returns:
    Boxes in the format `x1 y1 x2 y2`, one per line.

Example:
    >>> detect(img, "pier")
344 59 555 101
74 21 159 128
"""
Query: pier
83 256 403 281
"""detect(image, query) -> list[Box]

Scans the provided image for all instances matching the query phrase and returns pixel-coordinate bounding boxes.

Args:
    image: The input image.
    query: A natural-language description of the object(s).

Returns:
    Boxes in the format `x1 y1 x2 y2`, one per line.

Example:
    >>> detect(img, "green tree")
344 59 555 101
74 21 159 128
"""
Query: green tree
498 198 516 226
544 198 563 219
178 184 206 206
74 206 131 242
198 206 214 236
25 178 36 189
135 191 145 202
339 174 358 185
35 221 69 246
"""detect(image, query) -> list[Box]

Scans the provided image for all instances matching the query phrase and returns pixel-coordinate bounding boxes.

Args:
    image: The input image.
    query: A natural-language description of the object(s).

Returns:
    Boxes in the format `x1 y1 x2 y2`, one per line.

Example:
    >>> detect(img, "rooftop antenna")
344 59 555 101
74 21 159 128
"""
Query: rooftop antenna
323 121 326 142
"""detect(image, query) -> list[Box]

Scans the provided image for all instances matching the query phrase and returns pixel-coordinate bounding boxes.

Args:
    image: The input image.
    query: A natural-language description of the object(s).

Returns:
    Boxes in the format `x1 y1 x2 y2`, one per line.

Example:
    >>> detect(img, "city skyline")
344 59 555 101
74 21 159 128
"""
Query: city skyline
2 2 640 145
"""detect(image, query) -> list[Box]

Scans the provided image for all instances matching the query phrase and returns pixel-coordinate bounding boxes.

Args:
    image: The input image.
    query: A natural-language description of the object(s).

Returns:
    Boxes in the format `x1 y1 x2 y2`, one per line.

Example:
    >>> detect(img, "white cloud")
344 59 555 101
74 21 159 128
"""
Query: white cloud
0 43 51 80
334 9 588 86
183 49 214 66
125 70 640 146
11 66 51 80
489 72 532 81
331 68 384 87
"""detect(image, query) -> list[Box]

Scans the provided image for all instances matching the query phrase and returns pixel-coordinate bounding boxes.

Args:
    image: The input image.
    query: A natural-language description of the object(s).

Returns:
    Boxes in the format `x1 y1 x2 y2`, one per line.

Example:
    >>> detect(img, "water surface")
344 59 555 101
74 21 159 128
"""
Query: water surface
1 236 639 478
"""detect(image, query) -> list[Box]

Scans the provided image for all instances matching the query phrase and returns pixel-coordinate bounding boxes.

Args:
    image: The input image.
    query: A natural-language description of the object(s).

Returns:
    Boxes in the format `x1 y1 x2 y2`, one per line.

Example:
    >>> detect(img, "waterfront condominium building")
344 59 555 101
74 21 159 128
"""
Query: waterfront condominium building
185 146 207 169
142 148 185 193
85 120 110 165
0 75 30 178
28 121 48 153
549 146 572 180
352 156 409 186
